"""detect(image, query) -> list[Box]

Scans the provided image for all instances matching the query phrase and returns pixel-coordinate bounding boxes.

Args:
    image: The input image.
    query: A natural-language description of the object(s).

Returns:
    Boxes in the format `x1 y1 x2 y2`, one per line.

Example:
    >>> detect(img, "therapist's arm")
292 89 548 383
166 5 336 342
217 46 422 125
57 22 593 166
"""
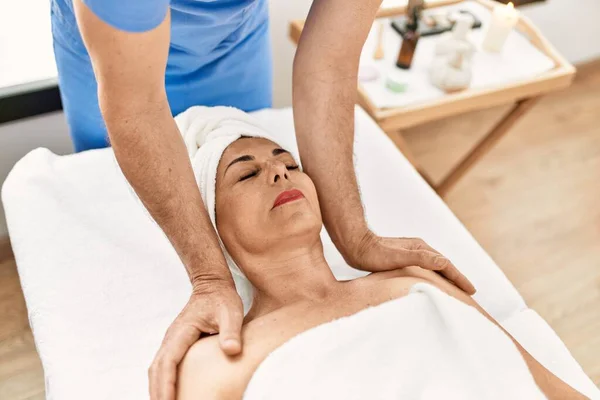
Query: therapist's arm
293 0 475 295
72 2 243 399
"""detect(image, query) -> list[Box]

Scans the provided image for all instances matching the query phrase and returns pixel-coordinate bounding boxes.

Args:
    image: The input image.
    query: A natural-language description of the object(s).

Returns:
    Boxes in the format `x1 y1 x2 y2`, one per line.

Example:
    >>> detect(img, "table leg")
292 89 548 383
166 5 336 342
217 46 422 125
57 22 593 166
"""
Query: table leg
435 97 539 197
384 129 437 188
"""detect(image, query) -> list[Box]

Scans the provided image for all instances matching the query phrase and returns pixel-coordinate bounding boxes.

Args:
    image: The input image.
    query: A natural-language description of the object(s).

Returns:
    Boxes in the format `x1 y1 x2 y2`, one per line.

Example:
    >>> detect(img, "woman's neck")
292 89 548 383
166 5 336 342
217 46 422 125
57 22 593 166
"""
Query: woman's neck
243 240 341 319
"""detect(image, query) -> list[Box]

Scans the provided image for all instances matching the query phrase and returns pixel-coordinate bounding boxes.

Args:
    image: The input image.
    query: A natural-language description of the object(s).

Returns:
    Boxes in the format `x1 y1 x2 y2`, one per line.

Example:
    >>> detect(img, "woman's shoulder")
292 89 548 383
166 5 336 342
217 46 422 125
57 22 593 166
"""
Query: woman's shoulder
351 266 456 300
354 266 475 310
177 336 228 399
177 320 285 400
177 335 249 400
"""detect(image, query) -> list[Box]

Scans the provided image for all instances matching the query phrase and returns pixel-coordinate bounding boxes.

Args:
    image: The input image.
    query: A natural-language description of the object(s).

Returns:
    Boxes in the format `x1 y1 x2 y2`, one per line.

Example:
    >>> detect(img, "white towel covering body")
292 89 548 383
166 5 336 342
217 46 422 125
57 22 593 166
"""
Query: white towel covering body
243 283 547 400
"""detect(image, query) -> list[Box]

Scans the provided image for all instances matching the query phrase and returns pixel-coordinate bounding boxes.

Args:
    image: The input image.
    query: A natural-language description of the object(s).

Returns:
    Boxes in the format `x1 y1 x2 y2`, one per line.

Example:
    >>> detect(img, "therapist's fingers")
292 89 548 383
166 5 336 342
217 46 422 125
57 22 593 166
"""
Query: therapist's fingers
216 302 244 356
399 248 476 295
150 320 202 400
149 292 219 400
402 249 476 295
149 285 244 399
402 237 443 257
398 238 476 294
387 239 449 270
385 238 476 295
434 258 477 295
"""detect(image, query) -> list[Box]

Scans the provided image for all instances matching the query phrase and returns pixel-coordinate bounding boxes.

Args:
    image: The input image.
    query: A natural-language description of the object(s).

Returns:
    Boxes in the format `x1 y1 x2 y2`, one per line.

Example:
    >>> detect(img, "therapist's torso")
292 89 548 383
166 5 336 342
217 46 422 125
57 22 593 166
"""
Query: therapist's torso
51 0 272 152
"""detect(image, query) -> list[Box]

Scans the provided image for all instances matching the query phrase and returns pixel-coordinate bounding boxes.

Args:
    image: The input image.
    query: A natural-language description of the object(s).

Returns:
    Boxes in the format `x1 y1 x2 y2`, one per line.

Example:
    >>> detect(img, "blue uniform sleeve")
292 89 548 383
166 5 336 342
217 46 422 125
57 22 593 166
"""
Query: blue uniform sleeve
83 0 170 33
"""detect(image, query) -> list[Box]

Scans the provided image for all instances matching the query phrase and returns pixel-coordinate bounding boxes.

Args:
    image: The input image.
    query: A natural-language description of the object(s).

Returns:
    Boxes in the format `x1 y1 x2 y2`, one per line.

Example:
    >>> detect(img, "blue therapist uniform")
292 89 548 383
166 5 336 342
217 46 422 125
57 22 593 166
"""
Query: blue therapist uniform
50 0 272 152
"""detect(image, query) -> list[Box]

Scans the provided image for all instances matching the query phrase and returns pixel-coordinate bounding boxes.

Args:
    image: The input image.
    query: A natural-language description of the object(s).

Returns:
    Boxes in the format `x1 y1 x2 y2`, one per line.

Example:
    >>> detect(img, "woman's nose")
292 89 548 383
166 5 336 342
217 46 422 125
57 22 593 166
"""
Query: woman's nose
268 161 289 184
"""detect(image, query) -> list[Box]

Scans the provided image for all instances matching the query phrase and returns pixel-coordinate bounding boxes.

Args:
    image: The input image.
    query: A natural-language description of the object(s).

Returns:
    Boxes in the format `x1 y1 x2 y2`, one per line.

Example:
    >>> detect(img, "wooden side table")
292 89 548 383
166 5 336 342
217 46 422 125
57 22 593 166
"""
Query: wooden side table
289 0 575 196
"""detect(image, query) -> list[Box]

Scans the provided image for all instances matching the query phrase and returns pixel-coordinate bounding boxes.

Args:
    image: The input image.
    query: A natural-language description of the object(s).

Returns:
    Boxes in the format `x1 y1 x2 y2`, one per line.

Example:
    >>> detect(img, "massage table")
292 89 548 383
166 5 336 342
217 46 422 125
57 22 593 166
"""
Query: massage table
3 108 599 399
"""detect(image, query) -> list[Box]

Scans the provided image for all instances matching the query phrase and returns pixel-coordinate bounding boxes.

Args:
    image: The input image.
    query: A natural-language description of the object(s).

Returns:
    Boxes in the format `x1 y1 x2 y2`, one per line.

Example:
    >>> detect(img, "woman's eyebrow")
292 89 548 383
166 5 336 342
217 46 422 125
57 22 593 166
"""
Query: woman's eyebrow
224 149 289 176
225 155 254 174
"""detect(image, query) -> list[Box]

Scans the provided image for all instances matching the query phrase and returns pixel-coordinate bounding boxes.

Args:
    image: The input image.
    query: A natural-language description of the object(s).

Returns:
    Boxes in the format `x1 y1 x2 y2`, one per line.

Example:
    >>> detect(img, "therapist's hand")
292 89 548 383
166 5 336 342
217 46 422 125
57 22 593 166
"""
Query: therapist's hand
348 231 476 295
149 279 243 400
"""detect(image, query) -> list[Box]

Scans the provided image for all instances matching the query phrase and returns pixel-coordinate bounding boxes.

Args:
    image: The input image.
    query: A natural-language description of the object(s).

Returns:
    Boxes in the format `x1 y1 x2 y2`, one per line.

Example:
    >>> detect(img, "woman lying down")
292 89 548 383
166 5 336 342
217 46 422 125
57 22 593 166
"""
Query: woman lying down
174 107 586 400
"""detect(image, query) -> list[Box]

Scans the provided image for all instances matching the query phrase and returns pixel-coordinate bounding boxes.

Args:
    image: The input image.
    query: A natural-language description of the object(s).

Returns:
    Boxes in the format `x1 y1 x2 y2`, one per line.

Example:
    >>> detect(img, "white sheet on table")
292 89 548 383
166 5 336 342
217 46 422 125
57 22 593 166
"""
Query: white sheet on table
360 1 555 109
3 108 597 400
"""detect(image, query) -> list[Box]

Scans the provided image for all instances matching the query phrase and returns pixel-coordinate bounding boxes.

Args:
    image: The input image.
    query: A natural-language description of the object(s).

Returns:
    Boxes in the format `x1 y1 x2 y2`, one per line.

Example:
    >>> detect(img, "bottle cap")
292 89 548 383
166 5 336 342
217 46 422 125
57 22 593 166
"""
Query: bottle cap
407 5 422 31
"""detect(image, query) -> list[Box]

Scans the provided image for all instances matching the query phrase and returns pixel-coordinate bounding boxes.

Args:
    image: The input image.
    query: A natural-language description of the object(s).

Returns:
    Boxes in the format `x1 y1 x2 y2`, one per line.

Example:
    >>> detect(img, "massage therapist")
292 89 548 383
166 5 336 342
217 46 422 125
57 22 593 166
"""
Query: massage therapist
50 0 475 398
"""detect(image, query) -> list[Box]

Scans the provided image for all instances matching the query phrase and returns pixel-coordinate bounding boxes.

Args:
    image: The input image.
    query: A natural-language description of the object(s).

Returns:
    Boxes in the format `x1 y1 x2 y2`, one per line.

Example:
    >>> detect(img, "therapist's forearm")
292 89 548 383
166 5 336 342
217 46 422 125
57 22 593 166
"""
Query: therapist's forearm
72 1 232 288
293 0 381 258
101 92 231 286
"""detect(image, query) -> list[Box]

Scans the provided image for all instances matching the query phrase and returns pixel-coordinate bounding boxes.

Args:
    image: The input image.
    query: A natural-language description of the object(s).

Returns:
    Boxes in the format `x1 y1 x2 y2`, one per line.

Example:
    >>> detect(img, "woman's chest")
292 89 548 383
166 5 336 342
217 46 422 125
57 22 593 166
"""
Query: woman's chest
234 278 427 388
242 282 544 400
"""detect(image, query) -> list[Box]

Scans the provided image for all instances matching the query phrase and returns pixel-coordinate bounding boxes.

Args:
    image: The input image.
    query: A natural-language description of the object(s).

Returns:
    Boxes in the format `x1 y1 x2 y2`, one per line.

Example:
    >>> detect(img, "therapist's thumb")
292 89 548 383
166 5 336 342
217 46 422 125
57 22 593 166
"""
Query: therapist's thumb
217 301 243 356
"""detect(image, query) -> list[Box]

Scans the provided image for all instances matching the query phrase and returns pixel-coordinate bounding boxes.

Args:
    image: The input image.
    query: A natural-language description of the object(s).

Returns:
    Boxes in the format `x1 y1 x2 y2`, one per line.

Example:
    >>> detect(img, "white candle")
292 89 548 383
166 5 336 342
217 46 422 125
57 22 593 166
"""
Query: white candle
482 2 519 53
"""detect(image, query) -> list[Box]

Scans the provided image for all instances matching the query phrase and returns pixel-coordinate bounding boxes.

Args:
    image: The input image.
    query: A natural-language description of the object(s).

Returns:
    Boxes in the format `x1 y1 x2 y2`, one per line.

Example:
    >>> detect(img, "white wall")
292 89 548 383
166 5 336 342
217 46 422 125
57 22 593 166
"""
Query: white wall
2 0 592 105
521 0 600 65
268 0 313 107
0 0 56 96
1 0 600 236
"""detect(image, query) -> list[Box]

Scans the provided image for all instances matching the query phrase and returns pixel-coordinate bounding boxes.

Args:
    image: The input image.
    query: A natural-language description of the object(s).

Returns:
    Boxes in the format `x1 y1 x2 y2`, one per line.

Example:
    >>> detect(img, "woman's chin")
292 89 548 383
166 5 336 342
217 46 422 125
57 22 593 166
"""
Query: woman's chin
277 210 322 237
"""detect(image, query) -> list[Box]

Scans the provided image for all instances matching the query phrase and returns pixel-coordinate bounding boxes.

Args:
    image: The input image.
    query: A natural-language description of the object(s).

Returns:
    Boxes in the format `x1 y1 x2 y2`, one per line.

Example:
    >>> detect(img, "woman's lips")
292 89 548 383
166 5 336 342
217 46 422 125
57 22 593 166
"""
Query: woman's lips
273 189 305 209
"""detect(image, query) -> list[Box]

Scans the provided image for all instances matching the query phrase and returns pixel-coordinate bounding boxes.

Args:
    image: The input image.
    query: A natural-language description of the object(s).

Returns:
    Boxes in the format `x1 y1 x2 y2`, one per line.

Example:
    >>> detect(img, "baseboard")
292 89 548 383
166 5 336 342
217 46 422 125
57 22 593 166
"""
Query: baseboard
0 236 13 263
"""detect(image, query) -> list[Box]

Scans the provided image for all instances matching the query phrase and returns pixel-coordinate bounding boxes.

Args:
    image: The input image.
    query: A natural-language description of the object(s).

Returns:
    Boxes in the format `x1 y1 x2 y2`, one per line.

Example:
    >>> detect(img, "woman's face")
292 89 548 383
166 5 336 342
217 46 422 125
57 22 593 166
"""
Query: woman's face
215 137 322 260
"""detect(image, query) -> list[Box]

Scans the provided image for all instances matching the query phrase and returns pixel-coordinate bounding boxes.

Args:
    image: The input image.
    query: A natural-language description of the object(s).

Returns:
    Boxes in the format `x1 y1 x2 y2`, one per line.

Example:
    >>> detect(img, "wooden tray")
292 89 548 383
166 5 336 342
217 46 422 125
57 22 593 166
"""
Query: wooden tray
289 0 576 131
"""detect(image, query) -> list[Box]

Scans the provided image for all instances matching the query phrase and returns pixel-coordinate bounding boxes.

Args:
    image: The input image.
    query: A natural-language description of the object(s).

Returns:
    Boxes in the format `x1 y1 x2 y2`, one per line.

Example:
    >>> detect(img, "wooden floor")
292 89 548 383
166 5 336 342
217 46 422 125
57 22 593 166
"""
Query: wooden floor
1 60 599 398
0 242 45 400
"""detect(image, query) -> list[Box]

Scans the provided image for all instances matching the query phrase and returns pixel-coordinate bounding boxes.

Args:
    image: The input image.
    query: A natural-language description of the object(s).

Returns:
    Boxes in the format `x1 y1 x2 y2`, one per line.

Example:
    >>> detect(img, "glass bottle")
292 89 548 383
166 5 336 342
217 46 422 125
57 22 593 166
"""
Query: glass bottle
396 8 421 69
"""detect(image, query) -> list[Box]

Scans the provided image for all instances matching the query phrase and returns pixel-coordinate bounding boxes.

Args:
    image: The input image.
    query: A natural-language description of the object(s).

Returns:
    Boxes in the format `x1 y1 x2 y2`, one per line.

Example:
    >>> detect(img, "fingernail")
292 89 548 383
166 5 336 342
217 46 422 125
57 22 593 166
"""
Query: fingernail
223 339 241 352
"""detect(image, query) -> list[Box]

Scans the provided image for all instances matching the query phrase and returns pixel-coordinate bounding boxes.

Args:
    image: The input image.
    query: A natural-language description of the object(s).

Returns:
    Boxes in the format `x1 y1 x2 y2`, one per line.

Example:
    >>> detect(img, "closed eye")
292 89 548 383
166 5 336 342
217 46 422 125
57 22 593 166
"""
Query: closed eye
239 170 259 181
239 165 296 182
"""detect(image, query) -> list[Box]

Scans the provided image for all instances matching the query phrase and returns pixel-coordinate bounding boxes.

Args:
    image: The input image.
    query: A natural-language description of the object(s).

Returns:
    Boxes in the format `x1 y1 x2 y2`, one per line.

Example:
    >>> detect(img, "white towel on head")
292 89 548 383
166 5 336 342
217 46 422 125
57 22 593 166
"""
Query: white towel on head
174 106 279 314
175 106 269 159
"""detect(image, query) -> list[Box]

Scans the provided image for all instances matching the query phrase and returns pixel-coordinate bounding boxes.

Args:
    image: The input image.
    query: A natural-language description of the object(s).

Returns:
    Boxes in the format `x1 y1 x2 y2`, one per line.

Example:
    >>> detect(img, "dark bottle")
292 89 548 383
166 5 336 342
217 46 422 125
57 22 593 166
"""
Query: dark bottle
396 7 421 69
